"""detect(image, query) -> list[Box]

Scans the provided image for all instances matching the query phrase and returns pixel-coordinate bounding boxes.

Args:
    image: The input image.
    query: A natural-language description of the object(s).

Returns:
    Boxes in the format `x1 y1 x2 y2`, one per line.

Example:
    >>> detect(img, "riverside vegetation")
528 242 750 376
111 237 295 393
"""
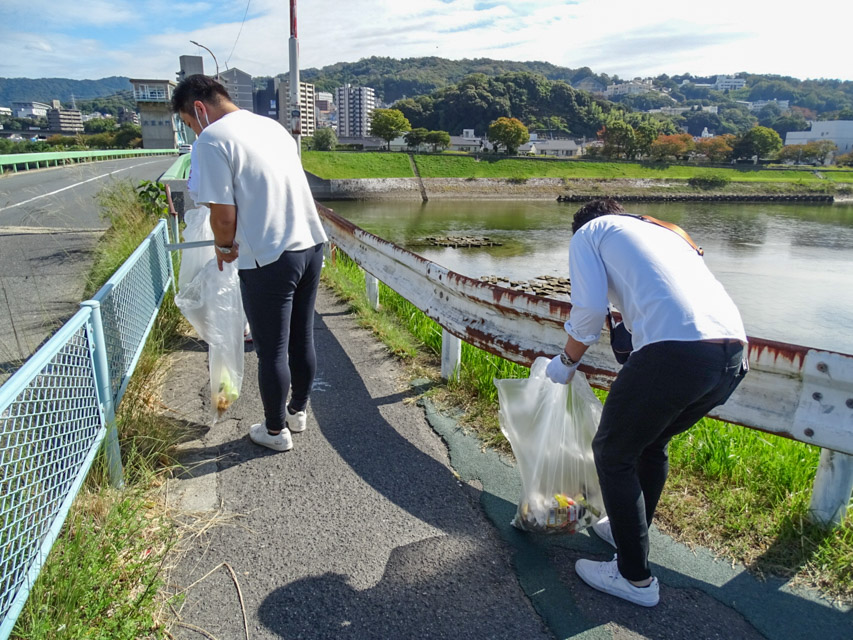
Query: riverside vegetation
321 250 853 605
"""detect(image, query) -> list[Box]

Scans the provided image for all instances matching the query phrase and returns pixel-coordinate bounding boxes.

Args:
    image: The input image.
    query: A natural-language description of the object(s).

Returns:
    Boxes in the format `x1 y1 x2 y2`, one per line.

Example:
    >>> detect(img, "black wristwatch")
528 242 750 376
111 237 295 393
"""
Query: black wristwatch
560 350 579 367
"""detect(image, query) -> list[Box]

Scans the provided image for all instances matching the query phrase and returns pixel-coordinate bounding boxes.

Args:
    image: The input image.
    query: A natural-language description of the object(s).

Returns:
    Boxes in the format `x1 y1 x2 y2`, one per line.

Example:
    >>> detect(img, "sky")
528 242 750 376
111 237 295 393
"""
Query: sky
0 0 849 83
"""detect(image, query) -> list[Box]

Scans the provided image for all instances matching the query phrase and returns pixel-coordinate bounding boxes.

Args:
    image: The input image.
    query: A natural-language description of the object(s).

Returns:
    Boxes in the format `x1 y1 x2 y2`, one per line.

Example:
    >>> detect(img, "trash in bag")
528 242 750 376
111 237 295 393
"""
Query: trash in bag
495 357 605 534
178 206 216 292
175 258 245 418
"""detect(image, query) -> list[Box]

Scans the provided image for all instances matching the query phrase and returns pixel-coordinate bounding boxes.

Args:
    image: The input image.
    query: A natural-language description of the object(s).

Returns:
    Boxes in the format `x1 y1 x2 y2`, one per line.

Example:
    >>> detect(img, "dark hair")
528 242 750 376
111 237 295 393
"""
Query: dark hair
571 198 625 234
171 74 232 114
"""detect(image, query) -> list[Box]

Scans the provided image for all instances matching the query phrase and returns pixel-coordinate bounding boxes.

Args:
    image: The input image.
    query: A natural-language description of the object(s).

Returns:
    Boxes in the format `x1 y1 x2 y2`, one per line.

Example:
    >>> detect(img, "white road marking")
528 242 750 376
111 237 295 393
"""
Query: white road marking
0 159 167 213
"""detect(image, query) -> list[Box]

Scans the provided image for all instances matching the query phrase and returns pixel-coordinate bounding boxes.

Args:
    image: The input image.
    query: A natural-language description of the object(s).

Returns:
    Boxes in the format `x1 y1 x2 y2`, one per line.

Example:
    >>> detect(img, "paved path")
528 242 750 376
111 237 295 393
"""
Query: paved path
0 156 176 377
163 286 851 640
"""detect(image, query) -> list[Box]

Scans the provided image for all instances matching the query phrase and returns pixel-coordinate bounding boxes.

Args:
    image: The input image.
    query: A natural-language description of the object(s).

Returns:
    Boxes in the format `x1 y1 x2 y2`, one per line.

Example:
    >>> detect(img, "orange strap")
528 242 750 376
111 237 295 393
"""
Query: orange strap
638 215 704 256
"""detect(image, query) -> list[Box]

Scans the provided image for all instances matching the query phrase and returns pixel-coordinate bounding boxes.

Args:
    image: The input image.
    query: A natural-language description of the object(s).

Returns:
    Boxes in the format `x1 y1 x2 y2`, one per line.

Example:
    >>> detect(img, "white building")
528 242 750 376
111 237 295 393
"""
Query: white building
519 138 582 157
604 79 655 98
649 105 718 116
12 101 50 118
448 129 484 152
785 120 853 153
739 99 790 112
714 76 746 91
335 85 376 138
279 81 316 136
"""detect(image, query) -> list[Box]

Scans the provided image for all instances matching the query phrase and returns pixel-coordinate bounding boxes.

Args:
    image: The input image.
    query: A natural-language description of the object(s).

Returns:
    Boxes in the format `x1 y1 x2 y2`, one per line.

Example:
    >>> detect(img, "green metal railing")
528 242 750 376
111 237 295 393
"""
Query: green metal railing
0 220 173 638
0 149 177 173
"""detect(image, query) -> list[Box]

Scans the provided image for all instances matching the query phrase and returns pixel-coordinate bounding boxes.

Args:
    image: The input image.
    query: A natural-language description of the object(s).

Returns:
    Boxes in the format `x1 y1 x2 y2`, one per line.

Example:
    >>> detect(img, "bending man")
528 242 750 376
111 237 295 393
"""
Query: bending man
545 198 747 606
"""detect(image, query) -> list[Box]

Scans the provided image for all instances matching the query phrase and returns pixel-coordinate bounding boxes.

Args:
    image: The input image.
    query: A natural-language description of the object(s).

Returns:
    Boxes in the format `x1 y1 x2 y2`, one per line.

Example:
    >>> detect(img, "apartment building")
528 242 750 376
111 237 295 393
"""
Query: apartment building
216 68 254 112
47 100 84 134
277 81 316 136
335 85 376 138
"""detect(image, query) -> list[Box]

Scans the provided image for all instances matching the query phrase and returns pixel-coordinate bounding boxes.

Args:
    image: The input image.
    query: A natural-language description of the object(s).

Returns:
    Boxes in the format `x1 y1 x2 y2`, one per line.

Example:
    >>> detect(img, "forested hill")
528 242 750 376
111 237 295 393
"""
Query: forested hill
285 56 608 103
0 76 131 105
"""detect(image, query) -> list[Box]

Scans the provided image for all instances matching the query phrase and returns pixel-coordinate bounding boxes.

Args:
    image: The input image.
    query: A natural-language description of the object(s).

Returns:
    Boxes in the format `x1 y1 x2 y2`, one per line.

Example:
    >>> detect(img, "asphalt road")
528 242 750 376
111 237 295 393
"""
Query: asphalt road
0 156 177 378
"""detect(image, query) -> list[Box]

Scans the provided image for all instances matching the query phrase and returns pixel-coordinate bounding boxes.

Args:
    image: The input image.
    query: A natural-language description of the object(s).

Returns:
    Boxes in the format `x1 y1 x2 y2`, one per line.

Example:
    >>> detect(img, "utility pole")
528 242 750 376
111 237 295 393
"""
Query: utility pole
289 0 302 157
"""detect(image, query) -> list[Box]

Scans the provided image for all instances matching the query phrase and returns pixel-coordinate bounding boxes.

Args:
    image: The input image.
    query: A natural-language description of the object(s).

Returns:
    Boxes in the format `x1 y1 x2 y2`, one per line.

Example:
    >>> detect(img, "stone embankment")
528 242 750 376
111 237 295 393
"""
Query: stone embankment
305 173 845 203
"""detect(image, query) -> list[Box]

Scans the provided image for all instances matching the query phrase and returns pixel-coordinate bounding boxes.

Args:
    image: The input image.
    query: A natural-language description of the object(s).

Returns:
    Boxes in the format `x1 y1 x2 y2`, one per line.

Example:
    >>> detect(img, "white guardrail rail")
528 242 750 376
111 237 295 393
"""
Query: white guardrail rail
315 203 853 527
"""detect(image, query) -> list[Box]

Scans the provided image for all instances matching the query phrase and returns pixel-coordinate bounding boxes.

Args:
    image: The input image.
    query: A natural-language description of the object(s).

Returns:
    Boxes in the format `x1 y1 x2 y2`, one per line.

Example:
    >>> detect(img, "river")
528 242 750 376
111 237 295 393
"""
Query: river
326 199 853 355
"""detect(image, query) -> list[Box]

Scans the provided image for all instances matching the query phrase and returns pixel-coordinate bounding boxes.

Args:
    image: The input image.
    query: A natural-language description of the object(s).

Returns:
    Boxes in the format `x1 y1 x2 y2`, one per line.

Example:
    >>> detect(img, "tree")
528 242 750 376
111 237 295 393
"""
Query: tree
598 120 636 159
113 123 142 148
404 127 429 150
424 130 451 152
487 117 529 155
694 135 735 163
649 133 694 161
633 122 660 158
83 118 117 134
733 126 783 159
313 127 337 151
369 108 411 150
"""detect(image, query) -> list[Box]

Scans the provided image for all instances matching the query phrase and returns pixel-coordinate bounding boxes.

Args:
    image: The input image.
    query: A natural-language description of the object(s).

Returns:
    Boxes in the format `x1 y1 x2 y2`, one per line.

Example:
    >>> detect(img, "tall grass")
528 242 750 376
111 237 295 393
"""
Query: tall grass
322 246 853 602
13 181 188 639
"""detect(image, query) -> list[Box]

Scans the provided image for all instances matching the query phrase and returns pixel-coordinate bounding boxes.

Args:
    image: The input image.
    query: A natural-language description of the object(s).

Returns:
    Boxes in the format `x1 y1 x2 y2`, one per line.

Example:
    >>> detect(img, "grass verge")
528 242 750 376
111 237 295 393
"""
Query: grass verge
302 150 414 179
302 151 853 184
12 181 190 639
322 247 853 605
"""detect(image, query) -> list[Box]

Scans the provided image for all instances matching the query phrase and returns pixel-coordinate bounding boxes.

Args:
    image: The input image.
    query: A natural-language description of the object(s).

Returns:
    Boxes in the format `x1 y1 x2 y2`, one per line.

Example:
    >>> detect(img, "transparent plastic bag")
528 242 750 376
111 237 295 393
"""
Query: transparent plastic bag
178 206 215 292
495 357 605 534
175 258 244 418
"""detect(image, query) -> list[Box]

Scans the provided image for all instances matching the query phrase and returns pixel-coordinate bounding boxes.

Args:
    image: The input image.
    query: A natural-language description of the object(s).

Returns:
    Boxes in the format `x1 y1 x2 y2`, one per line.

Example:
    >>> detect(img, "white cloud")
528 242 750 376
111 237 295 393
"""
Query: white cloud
0 0 850 82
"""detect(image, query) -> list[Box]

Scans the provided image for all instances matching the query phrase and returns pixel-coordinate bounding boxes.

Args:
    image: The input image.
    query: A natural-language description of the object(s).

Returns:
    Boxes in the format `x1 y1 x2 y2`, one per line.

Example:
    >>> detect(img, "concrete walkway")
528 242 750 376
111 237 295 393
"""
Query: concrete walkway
162 286 851 640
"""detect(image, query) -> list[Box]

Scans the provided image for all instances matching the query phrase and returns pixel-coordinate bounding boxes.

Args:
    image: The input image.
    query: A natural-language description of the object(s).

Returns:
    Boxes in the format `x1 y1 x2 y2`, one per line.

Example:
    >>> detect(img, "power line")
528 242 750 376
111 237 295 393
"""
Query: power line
225 0 252 67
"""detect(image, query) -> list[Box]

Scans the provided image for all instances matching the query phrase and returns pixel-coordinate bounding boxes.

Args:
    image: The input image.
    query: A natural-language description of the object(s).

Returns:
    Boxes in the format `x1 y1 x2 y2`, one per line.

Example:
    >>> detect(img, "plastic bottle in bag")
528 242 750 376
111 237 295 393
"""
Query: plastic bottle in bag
495 357 605 534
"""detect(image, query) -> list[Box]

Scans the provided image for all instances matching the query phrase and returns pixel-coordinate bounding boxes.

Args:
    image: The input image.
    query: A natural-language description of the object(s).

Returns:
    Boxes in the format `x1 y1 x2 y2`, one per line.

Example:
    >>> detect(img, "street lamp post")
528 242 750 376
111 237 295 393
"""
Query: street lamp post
190 40 220 79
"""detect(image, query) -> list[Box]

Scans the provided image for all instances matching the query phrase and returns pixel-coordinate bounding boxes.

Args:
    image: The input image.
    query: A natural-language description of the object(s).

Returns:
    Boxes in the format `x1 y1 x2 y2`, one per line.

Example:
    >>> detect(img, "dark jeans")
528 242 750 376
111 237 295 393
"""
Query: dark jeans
592 339 746 582
239 243 324 432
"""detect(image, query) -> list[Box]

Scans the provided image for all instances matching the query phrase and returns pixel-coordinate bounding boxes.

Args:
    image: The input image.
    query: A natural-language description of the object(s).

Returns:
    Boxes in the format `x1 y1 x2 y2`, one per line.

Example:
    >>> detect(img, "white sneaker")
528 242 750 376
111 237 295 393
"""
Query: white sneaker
575 555 659 607
286 408 307 433
592 516 616 549
249 423 293 451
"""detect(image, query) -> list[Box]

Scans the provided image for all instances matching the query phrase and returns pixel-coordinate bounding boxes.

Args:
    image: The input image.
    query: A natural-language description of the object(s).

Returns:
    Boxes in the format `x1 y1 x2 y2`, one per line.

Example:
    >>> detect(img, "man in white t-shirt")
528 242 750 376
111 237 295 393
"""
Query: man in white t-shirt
545 199 747 607
172 75 328 453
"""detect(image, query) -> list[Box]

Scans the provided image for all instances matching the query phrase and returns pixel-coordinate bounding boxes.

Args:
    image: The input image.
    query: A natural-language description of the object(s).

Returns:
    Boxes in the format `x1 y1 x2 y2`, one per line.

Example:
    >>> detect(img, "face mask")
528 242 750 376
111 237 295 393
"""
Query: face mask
194 104 211 130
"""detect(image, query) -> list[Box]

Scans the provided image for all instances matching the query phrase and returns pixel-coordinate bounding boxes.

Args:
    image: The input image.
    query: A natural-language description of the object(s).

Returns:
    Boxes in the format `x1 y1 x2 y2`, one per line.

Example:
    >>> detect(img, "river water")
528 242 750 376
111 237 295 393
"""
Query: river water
327 199 853 355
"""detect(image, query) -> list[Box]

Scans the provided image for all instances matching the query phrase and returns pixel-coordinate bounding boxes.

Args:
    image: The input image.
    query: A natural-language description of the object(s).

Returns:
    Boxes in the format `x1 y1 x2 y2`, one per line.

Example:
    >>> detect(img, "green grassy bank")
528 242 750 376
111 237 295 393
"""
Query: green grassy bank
12 182 189 639
302 151 853 186
322 250 853 604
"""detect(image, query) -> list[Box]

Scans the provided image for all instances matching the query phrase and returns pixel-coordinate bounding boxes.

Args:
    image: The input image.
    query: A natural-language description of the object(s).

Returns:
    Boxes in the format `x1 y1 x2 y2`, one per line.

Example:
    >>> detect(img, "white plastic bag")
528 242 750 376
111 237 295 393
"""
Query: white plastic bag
175 259 244 418
178 206 216 292
495 357 605 534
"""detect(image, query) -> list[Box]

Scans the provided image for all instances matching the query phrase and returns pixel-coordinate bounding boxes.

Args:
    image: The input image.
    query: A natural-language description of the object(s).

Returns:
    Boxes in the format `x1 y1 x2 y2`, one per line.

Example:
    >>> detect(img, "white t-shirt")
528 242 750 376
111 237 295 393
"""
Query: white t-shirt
193 109 328 269
565 214 746 351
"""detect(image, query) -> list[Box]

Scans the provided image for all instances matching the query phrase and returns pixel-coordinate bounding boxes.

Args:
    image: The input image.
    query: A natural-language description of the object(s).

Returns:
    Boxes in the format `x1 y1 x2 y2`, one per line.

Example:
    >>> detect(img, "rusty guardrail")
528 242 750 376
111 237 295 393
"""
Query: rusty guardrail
316 203 853 526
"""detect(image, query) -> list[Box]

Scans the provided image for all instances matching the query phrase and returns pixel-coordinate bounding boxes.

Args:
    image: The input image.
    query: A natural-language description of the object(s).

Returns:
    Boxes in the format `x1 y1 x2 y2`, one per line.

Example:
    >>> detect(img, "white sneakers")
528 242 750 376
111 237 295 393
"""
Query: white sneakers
575 555 660 607
286 408 307 433
249 423 293 452
592 516 616 548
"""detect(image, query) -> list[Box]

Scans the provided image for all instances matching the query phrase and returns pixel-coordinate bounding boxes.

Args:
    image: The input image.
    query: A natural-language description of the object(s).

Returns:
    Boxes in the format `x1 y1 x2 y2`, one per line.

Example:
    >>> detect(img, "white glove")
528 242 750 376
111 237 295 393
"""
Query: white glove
546 354 579 384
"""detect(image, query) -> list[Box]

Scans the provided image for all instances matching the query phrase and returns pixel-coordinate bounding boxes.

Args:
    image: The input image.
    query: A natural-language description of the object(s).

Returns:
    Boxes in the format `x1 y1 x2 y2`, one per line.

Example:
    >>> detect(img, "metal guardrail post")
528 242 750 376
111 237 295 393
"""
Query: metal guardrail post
809 450 853 526
80 300 125 489
441 329 462 382
365 271 380 311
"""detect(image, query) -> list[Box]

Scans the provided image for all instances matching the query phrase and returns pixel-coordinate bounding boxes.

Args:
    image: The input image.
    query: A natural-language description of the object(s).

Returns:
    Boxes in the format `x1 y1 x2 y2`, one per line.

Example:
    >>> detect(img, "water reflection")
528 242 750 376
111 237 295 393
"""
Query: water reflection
329 200 853 354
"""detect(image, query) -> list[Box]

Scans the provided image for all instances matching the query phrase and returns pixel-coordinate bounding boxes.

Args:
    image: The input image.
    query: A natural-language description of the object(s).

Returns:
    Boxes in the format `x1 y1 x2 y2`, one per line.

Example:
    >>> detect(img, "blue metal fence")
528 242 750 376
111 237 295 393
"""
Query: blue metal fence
0 219 173 638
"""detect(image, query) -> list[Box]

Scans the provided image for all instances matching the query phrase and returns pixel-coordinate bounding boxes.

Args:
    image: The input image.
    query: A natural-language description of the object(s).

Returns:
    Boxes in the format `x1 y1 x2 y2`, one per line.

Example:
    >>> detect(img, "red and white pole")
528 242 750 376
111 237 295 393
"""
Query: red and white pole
288 0 302 157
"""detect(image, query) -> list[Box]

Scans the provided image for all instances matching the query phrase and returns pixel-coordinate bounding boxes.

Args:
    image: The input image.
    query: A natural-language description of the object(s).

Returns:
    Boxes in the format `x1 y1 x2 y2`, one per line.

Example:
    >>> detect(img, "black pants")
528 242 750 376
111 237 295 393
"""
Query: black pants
239 243 324 432
593 339 746 582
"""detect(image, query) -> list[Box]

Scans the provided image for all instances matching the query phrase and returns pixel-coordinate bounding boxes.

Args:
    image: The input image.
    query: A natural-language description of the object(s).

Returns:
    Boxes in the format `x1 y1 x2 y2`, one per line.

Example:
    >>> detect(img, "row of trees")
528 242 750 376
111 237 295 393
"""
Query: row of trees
595 122 787 162
0 123 142 154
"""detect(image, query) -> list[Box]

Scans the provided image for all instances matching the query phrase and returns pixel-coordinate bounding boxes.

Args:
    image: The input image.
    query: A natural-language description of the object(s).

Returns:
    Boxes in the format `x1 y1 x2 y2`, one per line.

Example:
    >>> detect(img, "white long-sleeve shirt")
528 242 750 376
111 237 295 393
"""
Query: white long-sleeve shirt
565 214 746 352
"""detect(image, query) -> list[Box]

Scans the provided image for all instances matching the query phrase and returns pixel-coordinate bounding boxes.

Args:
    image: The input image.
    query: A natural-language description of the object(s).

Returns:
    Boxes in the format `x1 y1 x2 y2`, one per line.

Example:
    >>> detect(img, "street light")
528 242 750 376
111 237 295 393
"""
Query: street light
190 40 219 78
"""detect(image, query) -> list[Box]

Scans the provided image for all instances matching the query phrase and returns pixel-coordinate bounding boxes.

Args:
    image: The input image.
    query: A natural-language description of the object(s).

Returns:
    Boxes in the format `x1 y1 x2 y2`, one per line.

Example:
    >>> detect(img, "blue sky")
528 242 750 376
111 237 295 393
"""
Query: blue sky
0 0 849 82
